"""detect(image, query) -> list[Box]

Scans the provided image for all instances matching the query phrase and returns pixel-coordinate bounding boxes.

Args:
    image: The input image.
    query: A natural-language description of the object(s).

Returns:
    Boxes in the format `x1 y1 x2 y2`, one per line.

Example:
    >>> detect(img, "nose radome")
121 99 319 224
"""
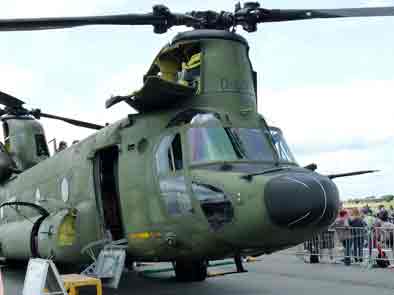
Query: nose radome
316 177 340 227
264 174 339 228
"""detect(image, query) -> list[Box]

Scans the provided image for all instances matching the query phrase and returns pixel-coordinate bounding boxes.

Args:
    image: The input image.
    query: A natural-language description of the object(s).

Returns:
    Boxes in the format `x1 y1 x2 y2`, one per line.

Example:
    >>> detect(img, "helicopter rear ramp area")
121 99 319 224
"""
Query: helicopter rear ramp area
3 252 394 294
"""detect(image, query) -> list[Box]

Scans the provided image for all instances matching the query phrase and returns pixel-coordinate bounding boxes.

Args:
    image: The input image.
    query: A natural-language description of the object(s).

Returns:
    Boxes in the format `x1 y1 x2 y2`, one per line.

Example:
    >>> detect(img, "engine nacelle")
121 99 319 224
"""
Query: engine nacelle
0 209 80 262
0 202 101 264
0 217 37 259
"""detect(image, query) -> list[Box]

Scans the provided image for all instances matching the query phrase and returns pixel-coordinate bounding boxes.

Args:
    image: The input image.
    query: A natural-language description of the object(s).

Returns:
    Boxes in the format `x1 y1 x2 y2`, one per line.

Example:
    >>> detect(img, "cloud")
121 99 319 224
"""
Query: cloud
0 64 43 97
260 79 394 199
0 0 392 199
294 136 394 155
261 79 394 150
0 0 242 18
296 141 394 199
92 63 151 120
362 0 394 7
28 63 150 147
0 0 129 18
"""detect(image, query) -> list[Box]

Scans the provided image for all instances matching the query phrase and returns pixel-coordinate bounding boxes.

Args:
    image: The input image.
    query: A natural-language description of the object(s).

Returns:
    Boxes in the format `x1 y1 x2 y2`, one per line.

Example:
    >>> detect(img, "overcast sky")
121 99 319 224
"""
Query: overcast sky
0 0 393 200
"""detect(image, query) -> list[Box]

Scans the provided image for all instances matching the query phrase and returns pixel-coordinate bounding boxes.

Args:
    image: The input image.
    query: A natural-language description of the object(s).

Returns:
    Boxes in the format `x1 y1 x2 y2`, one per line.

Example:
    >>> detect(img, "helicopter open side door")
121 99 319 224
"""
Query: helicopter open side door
93 146 125 241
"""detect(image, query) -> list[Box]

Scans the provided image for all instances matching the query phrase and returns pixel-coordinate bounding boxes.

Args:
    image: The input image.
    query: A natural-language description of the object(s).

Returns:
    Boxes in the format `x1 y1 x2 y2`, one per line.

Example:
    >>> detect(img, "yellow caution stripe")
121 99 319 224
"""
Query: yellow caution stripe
128 232 161 240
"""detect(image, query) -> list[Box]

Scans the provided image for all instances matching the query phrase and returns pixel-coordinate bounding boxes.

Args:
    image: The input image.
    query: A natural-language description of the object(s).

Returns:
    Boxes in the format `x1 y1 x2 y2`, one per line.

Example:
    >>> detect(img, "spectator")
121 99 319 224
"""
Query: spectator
333 209 352 265
377 208 389 223
378 205 387 216
361 207 369 217
388 205 394 223
350 208 366 262
361 204 373 215
363 210 379 259
378 210 394 250
57 141 68 152
364 210 378 228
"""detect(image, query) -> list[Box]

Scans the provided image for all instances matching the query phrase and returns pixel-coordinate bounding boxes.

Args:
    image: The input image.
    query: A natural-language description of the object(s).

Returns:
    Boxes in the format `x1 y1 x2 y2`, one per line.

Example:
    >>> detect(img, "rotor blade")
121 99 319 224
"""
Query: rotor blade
0 91 25 108
259 7 394 23
39 112 104 130
327 170 379 179
0 13 167 31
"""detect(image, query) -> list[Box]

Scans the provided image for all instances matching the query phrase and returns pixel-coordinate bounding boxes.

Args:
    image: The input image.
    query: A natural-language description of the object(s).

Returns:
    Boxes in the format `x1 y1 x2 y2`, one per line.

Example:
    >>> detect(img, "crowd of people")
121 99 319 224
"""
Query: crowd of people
305 204 394 267
332 204 394 266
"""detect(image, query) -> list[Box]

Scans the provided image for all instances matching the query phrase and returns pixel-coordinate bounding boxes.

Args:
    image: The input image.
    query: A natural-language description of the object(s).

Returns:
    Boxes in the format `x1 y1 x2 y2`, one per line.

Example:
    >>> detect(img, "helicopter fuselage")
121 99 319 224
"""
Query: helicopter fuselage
0 107 339 264
0 30 339 266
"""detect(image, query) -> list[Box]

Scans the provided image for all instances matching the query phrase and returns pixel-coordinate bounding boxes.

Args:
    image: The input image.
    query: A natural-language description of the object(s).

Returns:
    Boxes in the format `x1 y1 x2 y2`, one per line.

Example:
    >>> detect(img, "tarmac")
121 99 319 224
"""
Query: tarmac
2 250 394 294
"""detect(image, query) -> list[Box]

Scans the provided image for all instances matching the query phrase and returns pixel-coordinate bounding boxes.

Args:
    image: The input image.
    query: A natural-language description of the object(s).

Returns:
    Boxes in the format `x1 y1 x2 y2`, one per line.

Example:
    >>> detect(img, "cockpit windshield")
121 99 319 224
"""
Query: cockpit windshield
187 127 276 164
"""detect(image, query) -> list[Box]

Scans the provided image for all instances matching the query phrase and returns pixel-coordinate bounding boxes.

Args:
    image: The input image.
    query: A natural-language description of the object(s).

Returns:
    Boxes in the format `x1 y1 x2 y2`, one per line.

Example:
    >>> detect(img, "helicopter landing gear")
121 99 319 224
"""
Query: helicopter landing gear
234 254 247 273
173 260 207 282
124 254 134 271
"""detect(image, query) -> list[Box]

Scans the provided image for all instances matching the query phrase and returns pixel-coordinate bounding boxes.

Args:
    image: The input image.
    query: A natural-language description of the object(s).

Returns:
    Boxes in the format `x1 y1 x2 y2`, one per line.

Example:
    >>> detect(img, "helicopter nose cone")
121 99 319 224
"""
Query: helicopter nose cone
264 174 339 228
315 176 340 227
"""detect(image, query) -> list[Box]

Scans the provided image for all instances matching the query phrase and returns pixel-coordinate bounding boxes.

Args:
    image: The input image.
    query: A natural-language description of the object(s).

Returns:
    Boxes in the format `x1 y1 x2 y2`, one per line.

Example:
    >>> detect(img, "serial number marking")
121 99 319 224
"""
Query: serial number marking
220 78 249 92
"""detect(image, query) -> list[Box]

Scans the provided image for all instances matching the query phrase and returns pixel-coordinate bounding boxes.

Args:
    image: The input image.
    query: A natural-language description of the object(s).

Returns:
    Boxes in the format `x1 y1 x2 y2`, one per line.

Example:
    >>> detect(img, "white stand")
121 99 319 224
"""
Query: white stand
22 258 67 295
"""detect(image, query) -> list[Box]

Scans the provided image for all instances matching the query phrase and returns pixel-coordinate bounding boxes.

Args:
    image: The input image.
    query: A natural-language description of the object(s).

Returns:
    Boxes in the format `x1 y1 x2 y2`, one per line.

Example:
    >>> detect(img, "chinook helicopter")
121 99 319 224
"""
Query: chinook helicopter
0 2 390 285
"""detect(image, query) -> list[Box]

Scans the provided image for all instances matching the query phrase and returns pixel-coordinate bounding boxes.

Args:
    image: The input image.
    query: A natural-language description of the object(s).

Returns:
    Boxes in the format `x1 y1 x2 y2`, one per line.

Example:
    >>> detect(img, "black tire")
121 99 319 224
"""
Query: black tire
124 255 134 270
174 260 207 282
190 260 207 281
310 254 319 264
174 261 189 282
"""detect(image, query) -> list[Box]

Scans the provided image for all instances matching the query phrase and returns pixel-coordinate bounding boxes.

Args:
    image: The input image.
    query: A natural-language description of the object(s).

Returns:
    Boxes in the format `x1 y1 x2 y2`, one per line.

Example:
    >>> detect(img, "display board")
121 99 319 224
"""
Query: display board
96 249 126 289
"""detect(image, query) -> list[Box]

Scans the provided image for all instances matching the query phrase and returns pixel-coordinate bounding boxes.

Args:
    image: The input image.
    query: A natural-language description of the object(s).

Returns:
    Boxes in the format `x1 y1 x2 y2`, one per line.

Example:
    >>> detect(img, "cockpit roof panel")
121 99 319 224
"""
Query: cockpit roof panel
171 30 249 47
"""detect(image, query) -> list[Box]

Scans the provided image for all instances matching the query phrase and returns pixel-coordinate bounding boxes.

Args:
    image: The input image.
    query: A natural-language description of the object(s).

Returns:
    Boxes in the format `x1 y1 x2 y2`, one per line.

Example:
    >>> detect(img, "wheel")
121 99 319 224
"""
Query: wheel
174 260 207 282
124 254 134 270
191 260 207 281
310 254 319 264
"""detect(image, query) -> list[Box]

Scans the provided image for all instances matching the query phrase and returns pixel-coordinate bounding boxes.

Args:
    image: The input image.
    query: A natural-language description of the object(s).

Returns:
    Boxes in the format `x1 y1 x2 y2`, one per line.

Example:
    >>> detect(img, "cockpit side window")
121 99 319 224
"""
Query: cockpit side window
269 127 297 163
168 134 183 171
155 132 192 216
156 133 183 175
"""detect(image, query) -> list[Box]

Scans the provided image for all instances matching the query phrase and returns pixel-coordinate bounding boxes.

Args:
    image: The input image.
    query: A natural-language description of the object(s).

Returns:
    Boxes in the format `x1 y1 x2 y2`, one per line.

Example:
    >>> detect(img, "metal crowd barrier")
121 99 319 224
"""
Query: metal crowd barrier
296 227 394 267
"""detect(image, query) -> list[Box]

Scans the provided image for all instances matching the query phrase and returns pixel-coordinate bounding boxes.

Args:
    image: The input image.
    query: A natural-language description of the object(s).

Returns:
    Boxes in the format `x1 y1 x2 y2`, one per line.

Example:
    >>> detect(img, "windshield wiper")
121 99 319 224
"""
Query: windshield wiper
241 167 289 181
225 128 247 159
